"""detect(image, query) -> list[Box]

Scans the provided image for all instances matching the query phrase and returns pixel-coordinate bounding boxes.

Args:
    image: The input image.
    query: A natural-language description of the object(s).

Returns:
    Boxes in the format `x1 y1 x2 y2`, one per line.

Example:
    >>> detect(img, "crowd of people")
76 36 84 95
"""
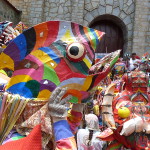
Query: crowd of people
47 52 150 149
47 52 150 150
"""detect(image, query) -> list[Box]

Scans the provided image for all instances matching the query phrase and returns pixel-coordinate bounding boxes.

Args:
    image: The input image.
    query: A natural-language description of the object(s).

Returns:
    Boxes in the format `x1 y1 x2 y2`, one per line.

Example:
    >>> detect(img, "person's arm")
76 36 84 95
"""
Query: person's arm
48 87 77 150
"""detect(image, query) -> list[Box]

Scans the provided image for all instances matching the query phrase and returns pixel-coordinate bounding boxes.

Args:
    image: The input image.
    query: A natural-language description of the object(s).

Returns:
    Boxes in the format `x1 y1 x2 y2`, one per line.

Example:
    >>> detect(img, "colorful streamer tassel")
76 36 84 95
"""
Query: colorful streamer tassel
0 92 29 144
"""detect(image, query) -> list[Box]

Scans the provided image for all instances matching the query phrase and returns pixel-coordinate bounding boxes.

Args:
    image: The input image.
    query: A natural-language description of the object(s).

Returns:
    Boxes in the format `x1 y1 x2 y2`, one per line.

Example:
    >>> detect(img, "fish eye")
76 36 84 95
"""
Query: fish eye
66 42 86 62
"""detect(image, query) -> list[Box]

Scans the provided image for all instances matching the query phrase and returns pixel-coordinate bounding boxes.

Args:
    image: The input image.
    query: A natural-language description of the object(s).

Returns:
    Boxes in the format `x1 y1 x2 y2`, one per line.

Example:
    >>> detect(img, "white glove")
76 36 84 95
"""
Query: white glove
48 87 72 119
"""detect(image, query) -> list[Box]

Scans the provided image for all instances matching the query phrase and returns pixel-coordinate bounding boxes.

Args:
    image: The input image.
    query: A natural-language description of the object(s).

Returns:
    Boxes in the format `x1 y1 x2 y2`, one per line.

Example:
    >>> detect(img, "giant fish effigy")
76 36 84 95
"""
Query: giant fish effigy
0 20 120 146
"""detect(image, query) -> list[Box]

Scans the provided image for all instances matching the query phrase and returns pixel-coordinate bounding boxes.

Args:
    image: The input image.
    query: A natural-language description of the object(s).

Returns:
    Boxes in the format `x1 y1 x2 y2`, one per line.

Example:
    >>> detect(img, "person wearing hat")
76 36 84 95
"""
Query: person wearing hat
76 114 106 150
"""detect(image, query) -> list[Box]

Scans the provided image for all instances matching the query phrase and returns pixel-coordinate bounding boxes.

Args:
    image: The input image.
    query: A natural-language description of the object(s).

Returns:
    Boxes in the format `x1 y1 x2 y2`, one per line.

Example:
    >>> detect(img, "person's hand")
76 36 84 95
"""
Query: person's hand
48 87 72 122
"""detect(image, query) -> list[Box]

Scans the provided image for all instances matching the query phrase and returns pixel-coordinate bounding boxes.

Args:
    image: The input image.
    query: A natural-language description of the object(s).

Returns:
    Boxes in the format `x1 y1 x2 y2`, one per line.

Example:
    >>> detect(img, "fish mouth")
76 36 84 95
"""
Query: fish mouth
89 50 121 74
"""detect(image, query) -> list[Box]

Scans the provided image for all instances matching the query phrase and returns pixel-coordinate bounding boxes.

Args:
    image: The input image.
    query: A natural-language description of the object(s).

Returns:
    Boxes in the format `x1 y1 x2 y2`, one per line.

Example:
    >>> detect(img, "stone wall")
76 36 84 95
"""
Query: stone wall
0 0 21 26
43 0 71 22
132 0 150 56
8 0 85 26
8 0 44 26
7 0 150 55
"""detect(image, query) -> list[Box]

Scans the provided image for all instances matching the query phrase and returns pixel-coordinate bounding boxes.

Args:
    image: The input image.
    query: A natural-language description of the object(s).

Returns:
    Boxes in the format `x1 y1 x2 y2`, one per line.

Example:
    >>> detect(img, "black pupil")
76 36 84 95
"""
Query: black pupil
70 46 79 56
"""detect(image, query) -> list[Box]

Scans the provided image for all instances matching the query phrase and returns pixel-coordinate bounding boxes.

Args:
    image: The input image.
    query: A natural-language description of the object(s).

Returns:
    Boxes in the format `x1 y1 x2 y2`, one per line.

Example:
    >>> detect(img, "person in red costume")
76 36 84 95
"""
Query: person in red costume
111 66 150 149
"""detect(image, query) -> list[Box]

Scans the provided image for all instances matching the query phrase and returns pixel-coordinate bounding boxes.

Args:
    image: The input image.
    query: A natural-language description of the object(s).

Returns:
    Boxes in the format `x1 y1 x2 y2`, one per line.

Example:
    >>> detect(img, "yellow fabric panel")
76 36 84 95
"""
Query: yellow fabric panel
31 50 57 69
83 57 91 69
61 29 76 44
1 45 7 49
0 69 7 76
61 83 83 91
0 53 14 71
81 75 93 91
37 89 51 99
6 75 32 89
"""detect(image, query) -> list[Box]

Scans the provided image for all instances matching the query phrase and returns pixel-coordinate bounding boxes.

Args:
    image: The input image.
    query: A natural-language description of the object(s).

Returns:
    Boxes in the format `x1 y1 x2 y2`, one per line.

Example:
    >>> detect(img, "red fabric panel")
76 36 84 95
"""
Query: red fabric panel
113 127 136 150
44 21 59 46
0 124 42 150
54 59 86 82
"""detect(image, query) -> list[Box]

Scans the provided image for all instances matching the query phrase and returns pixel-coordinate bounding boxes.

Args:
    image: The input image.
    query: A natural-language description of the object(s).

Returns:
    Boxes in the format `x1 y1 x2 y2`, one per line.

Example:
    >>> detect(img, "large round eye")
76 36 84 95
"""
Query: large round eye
67 43 86 62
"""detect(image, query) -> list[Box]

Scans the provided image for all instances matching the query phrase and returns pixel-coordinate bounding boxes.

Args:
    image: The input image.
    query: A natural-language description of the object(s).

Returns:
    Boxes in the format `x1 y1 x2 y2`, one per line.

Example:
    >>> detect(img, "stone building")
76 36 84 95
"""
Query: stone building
0 0 21 26
6 0 150 56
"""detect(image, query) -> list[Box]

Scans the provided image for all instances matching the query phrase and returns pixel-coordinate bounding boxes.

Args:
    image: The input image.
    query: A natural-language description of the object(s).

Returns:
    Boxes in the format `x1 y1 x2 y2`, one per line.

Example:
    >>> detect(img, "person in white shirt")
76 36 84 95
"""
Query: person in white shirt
77 114 106 150
129 53 139 71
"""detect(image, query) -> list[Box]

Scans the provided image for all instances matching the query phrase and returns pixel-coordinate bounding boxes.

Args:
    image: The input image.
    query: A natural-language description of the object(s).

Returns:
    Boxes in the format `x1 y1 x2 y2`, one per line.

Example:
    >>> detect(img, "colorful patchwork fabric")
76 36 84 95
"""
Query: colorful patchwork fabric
14 22 28 33
2 130 25 145
112 62 126 78
0 21 120 103
0 21 13 47
0 21 12 36
0 20 106 102
54 120 77 150
67 110 82 134
56 137 77 150
54 120 74 141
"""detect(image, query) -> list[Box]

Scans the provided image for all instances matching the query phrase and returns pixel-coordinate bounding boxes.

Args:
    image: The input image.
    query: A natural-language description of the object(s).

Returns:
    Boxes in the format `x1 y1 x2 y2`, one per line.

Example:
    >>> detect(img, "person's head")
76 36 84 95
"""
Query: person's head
131 53 136 60
85 114 99 146
85 114 99 131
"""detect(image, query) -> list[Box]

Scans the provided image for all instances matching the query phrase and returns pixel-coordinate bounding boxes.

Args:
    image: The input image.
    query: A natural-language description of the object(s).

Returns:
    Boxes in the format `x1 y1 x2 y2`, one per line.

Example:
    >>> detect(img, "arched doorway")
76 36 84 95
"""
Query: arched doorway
89 15 127 57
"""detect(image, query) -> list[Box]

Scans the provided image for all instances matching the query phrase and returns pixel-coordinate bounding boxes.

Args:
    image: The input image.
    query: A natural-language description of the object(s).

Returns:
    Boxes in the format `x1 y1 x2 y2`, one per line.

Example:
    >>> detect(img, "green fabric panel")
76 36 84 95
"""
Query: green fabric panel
12 136 25 140
110 55 119 68
70 61 88 75
88 28 96 49
25 80 40 98
52 42 66 57
69 96 78 103
109 144 122 150
43 64 60 86
127 134 135 142
109 141 123 150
